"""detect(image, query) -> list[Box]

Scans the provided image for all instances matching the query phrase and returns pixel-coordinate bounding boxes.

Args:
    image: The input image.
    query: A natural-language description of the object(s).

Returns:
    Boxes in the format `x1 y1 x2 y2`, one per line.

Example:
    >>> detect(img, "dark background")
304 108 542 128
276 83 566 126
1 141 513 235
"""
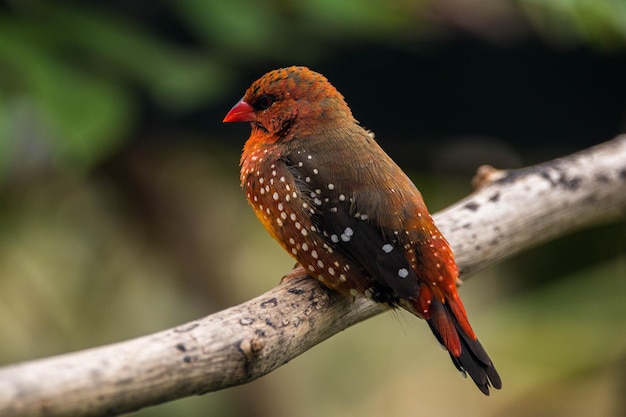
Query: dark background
1 1 624 416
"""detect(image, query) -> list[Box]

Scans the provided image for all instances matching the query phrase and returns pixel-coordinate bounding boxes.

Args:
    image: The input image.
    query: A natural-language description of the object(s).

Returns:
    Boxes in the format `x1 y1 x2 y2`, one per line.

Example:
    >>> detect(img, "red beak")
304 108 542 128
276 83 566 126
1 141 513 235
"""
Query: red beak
223 99 256 123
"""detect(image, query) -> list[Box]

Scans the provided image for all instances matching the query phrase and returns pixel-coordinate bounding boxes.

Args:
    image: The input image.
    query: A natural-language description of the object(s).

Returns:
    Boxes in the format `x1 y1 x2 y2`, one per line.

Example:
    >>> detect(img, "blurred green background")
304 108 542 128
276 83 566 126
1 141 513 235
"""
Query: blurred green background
0 1 625 416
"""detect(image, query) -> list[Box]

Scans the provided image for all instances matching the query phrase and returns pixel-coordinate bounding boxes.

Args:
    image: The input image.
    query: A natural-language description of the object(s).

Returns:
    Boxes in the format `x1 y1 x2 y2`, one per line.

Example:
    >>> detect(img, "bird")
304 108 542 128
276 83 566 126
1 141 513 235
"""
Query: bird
223 66 502 395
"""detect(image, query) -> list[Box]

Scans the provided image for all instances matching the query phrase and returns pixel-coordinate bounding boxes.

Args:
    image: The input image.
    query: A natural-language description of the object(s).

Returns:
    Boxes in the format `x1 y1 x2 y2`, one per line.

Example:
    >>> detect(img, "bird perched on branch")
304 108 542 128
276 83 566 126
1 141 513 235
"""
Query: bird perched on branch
223 66 501 395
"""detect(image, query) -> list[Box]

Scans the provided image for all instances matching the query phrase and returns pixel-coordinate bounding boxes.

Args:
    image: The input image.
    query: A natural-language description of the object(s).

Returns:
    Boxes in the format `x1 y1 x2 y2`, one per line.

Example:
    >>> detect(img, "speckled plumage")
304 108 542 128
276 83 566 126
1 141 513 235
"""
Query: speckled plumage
224 66 501 395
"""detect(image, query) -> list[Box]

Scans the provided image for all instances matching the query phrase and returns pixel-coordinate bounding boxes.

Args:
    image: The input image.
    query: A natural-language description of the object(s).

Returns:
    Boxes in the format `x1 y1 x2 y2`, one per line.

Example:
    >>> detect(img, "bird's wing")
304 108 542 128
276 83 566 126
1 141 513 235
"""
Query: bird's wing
317 198 420 302
283 152 421 303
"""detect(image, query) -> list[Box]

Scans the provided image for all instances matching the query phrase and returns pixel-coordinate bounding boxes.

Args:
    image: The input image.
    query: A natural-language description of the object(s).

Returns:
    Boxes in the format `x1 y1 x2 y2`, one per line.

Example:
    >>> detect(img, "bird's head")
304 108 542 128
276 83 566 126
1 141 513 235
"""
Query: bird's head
223 66 355 143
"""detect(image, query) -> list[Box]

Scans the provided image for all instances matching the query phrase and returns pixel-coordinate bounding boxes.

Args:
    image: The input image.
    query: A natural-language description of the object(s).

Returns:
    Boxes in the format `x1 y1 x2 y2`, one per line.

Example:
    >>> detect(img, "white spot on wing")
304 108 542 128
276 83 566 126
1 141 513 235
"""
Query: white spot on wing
341 227 354 242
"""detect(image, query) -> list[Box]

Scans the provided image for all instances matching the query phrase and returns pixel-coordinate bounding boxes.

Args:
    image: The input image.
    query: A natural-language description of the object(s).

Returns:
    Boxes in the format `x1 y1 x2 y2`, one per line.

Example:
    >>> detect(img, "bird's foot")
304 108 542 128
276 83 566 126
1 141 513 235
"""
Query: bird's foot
280 264 309 284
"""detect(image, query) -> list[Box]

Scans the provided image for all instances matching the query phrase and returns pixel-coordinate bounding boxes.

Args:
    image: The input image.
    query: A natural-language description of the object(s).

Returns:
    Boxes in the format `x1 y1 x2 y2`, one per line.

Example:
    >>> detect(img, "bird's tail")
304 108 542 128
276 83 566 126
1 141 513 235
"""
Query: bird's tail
424 295 502 395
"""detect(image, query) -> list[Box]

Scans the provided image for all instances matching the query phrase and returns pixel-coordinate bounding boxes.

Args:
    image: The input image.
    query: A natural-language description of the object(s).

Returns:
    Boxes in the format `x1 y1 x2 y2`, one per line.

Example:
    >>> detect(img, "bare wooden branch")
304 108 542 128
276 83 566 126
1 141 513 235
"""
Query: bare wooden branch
0 136 624 417
436 135 626 276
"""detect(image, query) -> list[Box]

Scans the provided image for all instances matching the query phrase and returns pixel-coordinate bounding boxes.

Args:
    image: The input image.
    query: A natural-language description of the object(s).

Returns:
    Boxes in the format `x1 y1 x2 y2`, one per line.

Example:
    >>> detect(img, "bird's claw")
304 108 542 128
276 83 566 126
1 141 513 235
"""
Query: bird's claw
280 264 309 284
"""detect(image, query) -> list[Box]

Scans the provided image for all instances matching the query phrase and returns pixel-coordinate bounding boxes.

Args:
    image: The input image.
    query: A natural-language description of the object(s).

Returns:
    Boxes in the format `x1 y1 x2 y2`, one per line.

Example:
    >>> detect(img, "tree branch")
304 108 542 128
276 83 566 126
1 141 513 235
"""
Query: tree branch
1 136 625 417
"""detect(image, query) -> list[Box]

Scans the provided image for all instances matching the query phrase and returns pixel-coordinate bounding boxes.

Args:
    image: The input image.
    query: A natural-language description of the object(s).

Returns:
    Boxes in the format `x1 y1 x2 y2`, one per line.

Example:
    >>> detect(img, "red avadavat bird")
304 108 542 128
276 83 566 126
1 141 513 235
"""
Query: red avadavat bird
224 66 501 395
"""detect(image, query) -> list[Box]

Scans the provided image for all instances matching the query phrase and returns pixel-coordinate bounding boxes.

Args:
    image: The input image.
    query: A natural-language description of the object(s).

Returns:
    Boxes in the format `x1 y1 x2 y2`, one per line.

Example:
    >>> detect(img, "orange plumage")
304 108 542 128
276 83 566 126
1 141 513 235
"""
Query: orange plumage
224 66 501 394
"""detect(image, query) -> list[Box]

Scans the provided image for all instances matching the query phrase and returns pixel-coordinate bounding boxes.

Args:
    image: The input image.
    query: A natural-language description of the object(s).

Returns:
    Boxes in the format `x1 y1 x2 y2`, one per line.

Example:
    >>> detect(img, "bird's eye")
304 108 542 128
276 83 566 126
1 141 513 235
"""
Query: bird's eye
254 94 276 110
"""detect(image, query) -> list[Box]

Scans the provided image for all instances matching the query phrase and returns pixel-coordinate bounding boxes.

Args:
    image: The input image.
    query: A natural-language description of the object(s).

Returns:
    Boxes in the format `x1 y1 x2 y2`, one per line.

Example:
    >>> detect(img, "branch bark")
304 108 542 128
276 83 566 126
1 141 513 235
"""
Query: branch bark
1 136 625 417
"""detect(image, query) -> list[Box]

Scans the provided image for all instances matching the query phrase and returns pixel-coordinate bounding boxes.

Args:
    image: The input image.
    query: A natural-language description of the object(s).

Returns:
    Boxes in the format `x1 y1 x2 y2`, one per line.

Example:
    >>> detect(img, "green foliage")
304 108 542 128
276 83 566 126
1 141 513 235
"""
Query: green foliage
175 0 289 57
519 0 626 48
0 25 131 169
0 4 225 171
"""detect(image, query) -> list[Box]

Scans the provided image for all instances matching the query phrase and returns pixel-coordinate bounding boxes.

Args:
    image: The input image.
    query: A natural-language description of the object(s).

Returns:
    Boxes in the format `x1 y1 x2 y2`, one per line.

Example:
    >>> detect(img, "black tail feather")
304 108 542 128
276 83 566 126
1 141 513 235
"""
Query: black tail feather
449 330 502 395
427 302 502 395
